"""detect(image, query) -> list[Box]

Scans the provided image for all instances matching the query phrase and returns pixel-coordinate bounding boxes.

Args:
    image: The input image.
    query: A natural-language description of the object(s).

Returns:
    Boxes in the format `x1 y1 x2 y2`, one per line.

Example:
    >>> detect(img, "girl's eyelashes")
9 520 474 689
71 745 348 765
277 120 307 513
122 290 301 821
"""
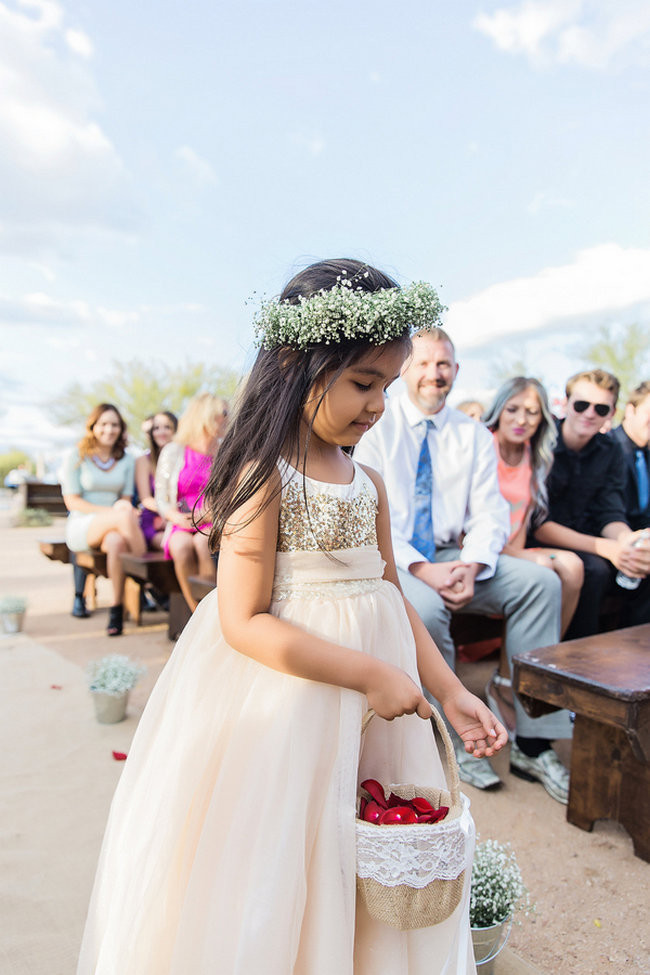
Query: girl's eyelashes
355 382 372 391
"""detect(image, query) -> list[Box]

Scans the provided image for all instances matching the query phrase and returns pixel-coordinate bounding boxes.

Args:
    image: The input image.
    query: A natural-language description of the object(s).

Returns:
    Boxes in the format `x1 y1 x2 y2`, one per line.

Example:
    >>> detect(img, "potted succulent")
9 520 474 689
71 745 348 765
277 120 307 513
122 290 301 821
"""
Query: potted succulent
470 839 531 973
0 596 28 635
87 654 146 724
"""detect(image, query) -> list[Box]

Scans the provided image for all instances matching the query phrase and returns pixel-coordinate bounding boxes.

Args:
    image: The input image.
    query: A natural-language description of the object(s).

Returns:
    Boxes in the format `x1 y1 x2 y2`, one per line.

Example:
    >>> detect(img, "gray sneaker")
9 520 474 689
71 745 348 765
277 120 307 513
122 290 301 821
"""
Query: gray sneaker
510 744 569 804
455 748 502 790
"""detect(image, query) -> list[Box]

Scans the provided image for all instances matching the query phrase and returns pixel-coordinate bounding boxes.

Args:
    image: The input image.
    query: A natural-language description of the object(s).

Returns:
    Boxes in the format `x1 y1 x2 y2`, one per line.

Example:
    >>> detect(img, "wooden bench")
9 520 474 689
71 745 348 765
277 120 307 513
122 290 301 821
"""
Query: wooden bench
513 624 650 862
40 539 143 623
19 482 68 515
120 552 188 639
34 538 508 659
119 554 215 641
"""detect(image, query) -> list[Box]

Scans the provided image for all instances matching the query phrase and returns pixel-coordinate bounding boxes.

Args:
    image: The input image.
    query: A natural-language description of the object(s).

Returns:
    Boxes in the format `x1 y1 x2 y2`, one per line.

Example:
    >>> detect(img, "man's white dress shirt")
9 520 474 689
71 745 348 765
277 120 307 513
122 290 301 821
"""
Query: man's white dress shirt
354 393 509 580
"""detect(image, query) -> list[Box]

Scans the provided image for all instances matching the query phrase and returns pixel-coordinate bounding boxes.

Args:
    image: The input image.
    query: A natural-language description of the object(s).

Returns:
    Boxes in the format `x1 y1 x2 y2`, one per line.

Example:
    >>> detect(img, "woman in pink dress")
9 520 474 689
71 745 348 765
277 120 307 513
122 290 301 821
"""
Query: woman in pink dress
155 394 229 611
482 377 584 736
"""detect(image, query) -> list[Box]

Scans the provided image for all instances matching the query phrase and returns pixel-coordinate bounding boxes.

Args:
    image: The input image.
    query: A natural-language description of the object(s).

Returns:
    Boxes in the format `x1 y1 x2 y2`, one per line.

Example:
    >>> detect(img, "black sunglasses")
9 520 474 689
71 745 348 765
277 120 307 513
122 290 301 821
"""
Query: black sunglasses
572 400 610 418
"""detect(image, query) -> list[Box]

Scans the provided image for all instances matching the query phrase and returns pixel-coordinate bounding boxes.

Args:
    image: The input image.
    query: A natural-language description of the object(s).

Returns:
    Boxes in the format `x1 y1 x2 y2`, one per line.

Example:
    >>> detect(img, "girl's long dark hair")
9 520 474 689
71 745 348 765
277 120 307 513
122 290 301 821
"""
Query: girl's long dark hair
204 259 407 550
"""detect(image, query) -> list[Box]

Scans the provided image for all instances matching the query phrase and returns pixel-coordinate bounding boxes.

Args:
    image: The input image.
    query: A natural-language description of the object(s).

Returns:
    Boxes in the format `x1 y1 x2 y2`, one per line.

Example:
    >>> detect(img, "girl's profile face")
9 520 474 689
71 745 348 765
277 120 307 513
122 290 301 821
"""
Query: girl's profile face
497 386 542 445
92 409 122 449
151 413 176 448
307 343 405 448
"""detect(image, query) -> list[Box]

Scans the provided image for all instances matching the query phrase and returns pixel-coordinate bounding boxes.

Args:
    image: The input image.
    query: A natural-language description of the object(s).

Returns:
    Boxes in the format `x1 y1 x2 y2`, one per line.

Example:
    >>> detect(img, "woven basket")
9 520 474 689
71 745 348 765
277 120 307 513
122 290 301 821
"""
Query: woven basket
356 706 467 930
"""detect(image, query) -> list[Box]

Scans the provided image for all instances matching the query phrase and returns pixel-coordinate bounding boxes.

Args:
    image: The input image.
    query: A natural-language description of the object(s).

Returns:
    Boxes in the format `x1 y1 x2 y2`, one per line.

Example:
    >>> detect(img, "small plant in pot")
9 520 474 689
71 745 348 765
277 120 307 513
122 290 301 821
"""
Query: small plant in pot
0 596 28 635
470 839 531 972
87 654 146 724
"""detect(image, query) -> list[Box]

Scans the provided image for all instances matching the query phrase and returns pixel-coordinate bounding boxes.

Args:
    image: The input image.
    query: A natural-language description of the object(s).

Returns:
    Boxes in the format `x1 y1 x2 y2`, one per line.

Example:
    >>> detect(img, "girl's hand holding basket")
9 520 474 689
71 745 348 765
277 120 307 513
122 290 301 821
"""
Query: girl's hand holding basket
365 660 433 722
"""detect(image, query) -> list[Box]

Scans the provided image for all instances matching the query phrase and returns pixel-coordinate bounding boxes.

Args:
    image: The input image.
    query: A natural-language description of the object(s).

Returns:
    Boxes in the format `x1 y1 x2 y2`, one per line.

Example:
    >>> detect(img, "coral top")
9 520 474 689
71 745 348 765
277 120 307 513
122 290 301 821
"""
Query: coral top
493 433 532 543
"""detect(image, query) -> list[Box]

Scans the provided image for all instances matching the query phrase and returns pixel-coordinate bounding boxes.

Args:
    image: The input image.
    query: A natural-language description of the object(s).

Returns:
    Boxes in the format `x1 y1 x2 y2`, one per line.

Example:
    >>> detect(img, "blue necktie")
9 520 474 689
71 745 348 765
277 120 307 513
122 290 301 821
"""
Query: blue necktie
635 449 649 511
410 419 436 562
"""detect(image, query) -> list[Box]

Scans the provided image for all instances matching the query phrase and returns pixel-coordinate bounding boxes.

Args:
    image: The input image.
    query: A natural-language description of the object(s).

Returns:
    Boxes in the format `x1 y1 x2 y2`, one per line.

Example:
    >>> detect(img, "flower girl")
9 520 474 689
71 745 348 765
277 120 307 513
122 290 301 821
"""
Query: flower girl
77 258 506 975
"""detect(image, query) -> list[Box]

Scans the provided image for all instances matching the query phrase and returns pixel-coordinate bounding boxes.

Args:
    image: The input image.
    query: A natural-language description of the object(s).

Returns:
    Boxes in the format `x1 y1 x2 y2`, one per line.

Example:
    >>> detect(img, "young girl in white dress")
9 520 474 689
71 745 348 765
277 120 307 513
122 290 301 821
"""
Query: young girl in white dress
77 259 506 975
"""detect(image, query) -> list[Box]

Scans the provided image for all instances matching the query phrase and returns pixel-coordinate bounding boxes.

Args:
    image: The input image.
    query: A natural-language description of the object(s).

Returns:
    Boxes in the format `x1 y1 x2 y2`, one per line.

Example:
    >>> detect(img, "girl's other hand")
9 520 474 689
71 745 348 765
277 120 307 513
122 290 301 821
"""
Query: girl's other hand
366 662 433 721
443 689 508 757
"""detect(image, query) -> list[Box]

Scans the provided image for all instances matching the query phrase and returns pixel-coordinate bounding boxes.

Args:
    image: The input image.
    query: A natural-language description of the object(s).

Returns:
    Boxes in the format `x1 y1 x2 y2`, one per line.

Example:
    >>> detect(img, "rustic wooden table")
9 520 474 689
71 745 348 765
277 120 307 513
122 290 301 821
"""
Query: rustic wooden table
513 624 650 862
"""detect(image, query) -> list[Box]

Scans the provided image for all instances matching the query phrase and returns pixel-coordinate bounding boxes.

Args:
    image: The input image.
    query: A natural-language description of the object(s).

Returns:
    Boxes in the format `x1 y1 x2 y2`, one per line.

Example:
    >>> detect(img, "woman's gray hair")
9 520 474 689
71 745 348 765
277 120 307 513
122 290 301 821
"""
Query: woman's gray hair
483 376 556 527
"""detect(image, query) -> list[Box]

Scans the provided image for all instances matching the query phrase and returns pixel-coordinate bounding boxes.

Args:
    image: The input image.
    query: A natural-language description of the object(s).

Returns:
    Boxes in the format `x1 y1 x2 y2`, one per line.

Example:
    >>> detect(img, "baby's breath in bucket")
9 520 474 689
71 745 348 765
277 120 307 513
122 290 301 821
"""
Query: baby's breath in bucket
470 839 531 928
87 654 146 696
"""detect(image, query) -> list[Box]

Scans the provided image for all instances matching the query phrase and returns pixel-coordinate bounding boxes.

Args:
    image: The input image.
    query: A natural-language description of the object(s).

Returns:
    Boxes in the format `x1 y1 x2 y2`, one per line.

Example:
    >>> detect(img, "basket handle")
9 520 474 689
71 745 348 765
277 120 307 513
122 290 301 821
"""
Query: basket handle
361 703 461 805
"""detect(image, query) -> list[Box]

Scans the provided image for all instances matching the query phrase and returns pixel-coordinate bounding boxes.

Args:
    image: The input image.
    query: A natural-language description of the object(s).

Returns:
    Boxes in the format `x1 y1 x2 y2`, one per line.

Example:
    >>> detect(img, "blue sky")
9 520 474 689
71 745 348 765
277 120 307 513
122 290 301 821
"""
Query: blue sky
2 0 650 463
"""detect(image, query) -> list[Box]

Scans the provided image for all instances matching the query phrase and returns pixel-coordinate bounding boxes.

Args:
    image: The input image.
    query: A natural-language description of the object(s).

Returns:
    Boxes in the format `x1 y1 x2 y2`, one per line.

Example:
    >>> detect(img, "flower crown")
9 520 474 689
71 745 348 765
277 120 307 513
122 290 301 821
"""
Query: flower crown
253 275 445 350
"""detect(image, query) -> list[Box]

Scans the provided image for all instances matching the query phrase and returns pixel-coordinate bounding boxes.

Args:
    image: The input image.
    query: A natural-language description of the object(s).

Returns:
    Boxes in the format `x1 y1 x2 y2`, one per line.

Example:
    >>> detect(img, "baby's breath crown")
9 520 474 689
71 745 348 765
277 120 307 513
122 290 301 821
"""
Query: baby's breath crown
253 275 445 350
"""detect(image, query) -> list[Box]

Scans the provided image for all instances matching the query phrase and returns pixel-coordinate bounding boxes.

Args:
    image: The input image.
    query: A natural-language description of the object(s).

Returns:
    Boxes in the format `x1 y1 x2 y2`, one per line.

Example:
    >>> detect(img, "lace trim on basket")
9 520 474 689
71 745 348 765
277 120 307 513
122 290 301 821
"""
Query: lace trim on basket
272 578 383 602
356 816 467 888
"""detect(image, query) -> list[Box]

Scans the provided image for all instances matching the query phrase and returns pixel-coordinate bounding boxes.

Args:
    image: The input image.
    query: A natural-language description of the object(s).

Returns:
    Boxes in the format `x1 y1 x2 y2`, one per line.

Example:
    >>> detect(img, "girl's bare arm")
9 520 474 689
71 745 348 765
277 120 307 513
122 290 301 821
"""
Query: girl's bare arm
216 474 429 720
361 464 507 754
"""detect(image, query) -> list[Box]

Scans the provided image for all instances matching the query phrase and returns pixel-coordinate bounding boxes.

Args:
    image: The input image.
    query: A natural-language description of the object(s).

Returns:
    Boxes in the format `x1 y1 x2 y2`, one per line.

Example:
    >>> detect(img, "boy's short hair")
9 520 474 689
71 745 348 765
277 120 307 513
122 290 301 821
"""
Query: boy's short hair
627 380 650 408
565 368 620 406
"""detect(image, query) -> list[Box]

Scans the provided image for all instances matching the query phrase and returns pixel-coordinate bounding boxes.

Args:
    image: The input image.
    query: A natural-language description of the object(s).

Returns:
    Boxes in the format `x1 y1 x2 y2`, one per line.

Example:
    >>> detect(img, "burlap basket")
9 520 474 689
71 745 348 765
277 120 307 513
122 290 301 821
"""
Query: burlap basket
356 706 467 930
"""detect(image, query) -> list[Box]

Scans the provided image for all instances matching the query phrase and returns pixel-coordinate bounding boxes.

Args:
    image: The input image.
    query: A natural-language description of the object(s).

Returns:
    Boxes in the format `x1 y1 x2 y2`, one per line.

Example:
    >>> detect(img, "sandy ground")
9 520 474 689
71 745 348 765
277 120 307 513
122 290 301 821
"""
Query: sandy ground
1 502 648 974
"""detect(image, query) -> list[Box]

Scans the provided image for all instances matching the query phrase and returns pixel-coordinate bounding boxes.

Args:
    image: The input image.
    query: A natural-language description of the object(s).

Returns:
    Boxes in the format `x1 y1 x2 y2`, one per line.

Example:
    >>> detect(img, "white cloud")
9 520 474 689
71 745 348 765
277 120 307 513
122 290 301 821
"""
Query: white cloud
473 0 650 68
176 145 218 185
65 27 93 58
0 290 140 328
0 0 135 249
446 243 650 348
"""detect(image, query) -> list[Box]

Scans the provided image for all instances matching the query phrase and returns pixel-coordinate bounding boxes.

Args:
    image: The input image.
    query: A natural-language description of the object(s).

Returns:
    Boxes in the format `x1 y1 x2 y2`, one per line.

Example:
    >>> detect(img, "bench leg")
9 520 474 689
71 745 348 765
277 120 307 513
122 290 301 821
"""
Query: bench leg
123 577 142 625
568 715 650 861
168 592 192 641
83 573 98 611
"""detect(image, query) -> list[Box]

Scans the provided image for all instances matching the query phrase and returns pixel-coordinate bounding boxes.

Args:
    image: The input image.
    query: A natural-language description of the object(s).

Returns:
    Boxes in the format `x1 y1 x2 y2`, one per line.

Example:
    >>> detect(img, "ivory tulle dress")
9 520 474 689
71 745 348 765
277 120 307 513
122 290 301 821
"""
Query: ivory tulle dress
77 461 476 975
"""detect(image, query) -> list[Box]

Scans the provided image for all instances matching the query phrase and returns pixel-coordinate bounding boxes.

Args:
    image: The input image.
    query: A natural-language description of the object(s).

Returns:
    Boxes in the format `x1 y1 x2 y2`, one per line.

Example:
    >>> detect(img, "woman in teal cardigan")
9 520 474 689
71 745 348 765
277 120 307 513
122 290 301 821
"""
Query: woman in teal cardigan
61 403 146 635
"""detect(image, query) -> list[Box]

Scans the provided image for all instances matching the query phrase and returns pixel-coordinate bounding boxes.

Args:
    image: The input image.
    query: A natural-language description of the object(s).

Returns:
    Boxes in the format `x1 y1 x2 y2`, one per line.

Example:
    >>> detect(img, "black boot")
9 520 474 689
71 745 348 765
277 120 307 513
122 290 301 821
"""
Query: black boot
72 594 89 618
107 604 124 637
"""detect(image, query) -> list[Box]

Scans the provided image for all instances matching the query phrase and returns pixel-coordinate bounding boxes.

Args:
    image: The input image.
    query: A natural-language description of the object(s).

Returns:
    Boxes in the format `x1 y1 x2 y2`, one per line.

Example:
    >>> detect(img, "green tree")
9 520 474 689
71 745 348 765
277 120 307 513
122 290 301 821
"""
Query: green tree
487 349 536 389
0 450 34 484
581 322 650 402
48 359 240 447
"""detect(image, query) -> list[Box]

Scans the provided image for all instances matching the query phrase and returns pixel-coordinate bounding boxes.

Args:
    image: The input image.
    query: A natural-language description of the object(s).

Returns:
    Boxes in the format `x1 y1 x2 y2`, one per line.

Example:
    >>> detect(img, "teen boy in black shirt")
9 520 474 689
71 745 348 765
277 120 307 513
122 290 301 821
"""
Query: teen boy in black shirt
533 370 650 638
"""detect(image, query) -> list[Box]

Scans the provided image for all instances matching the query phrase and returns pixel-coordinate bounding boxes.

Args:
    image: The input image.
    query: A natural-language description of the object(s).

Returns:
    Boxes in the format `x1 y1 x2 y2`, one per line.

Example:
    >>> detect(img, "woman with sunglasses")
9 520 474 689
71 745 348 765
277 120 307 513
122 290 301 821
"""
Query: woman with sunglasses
483 377 584 737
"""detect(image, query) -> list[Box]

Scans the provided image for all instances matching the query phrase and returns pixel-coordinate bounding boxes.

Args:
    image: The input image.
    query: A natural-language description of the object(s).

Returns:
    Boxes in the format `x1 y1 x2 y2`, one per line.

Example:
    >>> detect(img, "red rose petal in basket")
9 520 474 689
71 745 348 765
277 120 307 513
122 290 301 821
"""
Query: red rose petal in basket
379 806 418 825
387 791 408 808
112 751 128 761
429 806 449 823
411 796 435 814
359 797 368 820
360 779 388 808
362 801 384 824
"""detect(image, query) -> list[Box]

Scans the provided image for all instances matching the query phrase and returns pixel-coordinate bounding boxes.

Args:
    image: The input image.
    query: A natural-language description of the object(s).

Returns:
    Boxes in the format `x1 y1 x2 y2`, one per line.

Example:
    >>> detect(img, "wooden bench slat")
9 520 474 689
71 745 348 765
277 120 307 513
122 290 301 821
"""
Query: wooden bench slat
39 539 71 564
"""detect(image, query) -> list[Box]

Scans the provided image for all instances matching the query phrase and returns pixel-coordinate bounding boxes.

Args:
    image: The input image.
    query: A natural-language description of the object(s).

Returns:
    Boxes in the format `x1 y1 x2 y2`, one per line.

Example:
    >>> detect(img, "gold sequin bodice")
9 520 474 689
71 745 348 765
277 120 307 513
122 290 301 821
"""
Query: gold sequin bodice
277 463 378 553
